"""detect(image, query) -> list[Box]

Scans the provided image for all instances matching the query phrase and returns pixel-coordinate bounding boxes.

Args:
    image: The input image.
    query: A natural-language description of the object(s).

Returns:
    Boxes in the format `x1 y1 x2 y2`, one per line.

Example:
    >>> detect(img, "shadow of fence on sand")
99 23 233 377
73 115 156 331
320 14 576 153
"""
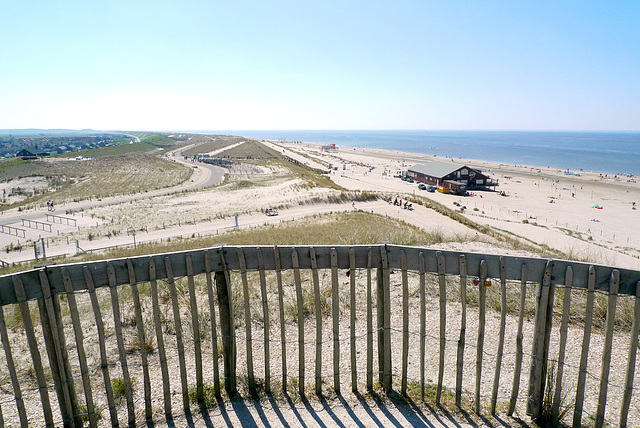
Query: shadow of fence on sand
153 391 531 428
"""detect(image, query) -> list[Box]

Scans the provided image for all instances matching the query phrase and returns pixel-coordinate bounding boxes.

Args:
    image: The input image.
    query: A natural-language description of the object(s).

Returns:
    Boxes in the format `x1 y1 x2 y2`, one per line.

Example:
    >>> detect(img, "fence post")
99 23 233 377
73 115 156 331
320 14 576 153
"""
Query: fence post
377 244 392 391
216 249 236 396
376 256 384 386
527 260 554 418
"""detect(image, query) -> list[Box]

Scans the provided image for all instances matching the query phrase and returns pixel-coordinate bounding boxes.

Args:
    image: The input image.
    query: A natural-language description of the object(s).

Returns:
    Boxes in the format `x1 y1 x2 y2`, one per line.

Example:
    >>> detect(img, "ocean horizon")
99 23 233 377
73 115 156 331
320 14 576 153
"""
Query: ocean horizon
207 130 640 177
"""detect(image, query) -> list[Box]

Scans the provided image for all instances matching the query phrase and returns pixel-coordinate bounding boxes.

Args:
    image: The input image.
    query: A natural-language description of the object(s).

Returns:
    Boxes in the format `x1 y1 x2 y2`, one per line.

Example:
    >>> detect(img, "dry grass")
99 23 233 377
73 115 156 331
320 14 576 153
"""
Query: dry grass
0 154 192 210
61 211 466 264
181 136 245 157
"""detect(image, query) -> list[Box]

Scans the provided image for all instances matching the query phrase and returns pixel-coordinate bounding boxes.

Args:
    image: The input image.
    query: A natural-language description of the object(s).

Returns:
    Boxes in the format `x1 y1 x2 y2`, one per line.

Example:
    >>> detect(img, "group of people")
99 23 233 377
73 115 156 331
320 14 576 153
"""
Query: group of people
388 197 413 210
46 200 55 211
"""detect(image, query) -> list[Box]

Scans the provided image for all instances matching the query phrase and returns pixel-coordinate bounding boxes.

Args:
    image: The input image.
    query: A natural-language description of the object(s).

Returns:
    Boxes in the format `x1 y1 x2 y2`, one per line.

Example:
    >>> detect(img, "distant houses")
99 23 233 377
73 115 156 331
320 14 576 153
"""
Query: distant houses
407 160 498 191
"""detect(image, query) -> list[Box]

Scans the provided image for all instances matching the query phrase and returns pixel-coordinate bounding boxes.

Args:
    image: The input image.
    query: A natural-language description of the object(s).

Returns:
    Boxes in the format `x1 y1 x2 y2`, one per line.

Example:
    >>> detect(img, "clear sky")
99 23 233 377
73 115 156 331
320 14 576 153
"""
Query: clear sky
1 1 638 131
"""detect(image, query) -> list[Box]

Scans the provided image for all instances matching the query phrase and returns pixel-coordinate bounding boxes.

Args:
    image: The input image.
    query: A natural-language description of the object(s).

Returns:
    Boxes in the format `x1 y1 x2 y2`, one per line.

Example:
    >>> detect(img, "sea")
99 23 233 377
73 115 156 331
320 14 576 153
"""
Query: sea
211 130 640 177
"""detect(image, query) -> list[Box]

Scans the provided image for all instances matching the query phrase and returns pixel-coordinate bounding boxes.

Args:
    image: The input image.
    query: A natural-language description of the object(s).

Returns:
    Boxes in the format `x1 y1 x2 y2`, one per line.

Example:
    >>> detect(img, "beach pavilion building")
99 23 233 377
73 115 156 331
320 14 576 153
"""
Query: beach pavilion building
406 160 498 191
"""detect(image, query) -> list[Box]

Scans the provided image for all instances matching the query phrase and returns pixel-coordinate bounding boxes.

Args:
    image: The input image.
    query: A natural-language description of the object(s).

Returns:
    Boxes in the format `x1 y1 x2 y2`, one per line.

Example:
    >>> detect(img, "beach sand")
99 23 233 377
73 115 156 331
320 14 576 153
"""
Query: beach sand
1 137 639 270
270 139 640 269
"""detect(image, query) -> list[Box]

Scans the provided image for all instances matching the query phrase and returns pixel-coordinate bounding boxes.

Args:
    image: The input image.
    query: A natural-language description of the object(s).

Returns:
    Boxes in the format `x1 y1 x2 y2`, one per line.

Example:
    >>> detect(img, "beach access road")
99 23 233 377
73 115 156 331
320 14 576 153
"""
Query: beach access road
261 140 329 171
1 199 483 263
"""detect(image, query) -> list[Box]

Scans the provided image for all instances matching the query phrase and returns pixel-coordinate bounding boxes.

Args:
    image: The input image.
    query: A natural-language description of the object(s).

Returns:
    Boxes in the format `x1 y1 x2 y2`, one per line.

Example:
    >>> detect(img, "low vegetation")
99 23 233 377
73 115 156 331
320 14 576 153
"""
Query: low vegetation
0 153 192 210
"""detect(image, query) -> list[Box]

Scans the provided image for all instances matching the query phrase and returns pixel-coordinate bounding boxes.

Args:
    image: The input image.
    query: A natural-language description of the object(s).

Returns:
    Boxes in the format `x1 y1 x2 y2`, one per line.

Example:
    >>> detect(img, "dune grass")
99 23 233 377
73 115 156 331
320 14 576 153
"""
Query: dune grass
1 154 192 210
60 211 458 265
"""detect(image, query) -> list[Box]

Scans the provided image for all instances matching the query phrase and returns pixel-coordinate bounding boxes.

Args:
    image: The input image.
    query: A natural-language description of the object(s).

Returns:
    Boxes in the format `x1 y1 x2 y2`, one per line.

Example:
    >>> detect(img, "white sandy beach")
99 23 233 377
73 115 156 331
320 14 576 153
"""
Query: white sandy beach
0 137 639 271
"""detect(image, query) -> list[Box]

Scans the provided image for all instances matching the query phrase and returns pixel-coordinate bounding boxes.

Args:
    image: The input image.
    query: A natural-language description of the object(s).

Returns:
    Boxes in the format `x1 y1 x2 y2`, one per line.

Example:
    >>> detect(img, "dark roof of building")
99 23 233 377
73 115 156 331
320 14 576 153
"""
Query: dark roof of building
408 161 474 178
16 148 36 157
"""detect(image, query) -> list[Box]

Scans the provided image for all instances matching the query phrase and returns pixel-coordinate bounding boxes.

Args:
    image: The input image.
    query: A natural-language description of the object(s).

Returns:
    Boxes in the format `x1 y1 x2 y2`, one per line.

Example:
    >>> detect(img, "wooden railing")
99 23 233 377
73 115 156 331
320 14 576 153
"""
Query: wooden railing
0 244 639 427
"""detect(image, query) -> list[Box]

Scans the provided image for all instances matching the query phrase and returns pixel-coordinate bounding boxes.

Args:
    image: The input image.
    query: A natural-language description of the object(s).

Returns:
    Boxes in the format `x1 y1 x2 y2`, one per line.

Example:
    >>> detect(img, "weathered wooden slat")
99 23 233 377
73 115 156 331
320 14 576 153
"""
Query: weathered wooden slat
381 244 392 392
126 260 152 421
527 260 553 418
436 252 446 404
292 249 305 396
573 265 597 427
107 262 135 425
149 258 172 417
38 270 75 425
274 246 287 391
595 270 619 428
490 257 507 415
475 259 487 414
311 247 322 395
217 247 236 396
552 266 573 420
186 254 204 404
620 281 640 428
419 252 426 402
204 250 221 398
13 276 54 427
349 247 357 392
237 248 256 395
508 263 528 416
257 248 270 393
401 250 409 396
51 280 81 425
376 259 384 386
165 257 190 413
84 266 119 425
37 299 67 426
0 303 27 426
456 255 467 408
61 268 97 428
366 249 373 391
331 248 340 393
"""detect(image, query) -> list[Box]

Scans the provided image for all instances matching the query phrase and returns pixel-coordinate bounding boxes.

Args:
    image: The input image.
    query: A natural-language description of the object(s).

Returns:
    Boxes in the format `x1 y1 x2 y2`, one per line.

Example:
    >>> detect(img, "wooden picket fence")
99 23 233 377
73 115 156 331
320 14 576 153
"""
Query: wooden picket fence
0 244 639 427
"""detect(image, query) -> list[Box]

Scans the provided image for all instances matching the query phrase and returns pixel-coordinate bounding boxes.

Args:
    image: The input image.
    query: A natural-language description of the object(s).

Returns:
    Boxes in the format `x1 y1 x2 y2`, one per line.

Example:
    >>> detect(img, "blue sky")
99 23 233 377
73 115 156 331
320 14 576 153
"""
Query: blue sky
1 1 638 131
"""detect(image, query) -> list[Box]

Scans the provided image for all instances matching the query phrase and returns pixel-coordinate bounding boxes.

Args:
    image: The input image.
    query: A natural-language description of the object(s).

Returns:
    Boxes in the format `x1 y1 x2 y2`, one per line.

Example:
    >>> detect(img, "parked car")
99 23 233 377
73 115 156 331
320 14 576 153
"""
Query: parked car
418 183 427 190
406 178 414 183
427 186 436 192
265 208 279 216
